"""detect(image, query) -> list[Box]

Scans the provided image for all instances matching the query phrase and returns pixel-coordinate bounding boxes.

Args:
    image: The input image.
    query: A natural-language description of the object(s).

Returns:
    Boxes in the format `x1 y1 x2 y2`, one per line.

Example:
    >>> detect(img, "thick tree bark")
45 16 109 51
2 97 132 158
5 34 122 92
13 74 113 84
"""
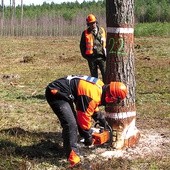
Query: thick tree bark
105 0 140 149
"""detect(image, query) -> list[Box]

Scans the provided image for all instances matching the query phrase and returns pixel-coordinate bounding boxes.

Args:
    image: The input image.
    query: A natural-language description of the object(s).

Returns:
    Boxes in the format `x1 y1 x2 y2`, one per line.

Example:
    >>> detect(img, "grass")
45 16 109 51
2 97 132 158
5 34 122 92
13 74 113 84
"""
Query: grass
0 35 170 169
135 22 170 37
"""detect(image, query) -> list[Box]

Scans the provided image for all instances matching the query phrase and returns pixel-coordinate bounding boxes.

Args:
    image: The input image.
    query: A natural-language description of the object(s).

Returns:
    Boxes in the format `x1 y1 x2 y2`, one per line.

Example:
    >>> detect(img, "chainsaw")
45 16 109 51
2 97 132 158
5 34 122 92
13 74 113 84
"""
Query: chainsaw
91 122 113 146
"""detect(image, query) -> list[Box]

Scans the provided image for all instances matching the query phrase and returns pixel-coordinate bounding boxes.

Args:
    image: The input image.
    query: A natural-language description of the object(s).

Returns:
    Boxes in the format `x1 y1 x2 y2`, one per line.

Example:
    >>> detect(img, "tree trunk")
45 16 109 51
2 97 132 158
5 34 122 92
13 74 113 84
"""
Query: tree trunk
10 0 12 16
11 0 15 36
21 0 23 35
105 0 140 149
1 0 4 35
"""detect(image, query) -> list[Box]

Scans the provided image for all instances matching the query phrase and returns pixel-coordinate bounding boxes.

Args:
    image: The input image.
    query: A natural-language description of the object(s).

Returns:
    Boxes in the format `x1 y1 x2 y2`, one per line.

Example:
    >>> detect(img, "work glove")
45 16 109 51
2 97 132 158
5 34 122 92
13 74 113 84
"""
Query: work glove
98 117 107 129
92 111 107 129
78 127 94 146
84 136 93 146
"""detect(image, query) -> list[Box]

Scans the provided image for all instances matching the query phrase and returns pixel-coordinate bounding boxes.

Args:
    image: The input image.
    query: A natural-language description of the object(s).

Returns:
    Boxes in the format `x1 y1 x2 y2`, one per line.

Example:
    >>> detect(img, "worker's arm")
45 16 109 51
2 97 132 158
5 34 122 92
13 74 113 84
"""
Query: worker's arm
77 111 94 146
80 31 88 59
76 96 97 146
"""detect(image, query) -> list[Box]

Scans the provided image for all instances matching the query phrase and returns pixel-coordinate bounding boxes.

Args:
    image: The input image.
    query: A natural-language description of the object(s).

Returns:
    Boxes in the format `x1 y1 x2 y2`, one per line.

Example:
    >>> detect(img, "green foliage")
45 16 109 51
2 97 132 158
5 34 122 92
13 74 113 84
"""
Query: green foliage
62 11 76 21
1 0 170 22
135 0 170 22
134 22 170 37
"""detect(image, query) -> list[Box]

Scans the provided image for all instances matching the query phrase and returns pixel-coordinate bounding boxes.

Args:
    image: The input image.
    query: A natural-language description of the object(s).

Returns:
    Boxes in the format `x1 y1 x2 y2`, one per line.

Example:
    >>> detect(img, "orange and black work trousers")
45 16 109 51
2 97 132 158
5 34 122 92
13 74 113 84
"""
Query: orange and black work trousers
45 89 80 160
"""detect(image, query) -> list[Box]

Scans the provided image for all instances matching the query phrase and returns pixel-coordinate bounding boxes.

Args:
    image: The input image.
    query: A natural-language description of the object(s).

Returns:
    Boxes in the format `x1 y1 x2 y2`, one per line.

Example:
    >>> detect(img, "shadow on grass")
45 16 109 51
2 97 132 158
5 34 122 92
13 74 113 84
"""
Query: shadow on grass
0 127 65 165
31 94 46 100
16 94 46 100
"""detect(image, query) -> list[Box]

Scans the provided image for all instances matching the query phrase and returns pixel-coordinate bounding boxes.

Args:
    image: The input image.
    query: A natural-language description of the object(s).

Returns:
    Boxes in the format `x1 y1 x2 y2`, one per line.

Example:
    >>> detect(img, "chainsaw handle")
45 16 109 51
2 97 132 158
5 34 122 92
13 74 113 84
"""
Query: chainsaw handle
94 121 109 129
94 122 100 128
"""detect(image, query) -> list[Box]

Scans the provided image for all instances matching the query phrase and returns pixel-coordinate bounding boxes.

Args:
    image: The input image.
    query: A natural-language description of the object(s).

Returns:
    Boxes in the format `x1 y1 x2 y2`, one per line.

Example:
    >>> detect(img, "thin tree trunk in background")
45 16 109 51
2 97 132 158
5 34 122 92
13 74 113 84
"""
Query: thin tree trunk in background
105 0 140 149
21 0 23 36
10 0 12 15
1 0 4 35
11 0 15 36
9 0 12 35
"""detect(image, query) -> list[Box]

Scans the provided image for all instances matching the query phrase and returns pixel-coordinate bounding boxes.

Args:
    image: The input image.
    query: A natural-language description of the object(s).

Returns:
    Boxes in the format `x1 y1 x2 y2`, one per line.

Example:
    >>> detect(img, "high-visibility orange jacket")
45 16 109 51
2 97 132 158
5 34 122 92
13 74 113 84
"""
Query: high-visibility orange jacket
80 26 106 58
47 75 105 130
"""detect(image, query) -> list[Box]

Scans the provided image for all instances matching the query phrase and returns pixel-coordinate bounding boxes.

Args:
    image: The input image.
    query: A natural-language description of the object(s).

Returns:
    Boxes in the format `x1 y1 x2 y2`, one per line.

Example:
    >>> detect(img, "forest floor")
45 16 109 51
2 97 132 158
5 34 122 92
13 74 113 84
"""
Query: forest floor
0 36 169 169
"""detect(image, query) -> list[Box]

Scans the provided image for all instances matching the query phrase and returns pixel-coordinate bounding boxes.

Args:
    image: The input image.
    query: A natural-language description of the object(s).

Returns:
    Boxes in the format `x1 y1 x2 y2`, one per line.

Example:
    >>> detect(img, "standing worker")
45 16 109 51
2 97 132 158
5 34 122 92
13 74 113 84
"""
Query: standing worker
80 14 107 83
45 75 127 168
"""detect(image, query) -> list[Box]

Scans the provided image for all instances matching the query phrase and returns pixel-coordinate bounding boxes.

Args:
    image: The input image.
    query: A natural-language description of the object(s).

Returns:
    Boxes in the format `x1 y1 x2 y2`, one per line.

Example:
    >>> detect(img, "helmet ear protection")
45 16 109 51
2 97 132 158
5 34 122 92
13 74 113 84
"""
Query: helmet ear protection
105 82 127 103
110 82 127 100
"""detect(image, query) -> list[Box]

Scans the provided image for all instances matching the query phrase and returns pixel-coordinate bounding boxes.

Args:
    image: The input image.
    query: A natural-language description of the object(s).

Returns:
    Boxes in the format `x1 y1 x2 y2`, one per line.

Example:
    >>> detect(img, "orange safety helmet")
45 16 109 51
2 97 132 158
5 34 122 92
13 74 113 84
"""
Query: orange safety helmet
109 82 128 101
86 14 96 23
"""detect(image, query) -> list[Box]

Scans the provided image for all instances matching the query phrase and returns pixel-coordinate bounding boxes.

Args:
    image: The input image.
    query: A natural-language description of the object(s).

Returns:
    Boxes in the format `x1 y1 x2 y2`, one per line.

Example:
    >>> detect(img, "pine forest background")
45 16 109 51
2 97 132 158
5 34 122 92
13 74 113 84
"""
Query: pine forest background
0 0 170 37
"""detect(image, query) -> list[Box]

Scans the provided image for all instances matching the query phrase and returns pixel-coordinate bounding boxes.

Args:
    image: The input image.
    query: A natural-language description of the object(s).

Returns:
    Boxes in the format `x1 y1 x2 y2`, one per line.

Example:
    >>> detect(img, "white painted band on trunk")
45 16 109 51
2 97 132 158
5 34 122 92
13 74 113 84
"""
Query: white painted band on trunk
107 27 134 34
106 111 136 119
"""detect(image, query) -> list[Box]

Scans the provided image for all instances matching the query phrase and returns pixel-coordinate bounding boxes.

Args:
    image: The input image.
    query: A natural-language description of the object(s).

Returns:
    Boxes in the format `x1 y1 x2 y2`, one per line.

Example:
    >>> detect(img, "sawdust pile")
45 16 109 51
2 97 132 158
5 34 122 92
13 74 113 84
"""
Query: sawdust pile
80 128 170 161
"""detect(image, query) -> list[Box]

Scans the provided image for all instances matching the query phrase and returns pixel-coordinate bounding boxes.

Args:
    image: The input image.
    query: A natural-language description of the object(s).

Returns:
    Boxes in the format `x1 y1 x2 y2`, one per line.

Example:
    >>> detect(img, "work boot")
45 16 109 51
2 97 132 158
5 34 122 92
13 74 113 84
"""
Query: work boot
68 150 81 168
